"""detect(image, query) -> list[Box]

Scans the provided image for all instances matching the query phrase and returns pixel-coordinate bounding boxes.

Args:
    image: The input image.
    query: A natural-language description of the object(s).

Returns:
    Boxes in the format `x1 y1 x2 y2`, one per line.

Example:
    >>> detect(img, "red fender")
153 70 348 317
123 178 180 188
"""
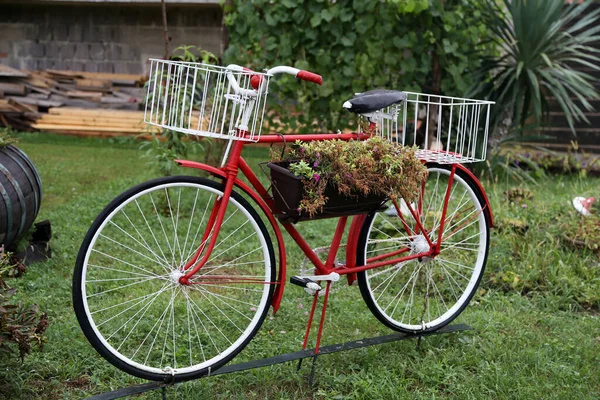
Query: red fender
175 159 287 313
454 164 494 227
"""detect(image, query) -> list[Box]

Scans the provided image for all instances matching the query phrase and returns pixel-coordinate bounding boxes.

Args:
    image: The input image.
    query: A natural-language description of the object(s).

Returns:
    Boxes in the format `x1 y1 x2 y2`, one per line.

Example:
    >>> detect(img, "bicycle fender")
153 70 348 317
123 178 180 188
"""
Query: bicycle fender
175 159 287 313
454 164 494 227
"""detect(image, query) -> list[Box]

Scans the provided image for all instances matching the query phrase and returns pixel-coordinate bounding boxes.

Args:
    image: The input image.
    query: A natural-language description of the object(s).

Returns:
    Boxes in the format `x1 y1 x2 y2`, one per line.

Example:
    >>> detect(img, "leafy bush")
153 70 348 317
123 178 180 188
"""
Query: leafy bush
0 248 47 361
273 137 427 216
224 0 492 132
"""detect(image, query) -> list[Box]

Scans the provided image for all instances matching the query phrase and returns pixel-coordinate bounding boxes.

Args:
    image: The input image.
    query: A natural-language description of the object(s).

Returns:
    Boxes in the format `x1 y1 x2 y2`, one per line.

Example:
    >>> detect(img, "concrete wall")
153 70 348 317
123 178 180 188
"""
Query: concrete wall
0 2 224 74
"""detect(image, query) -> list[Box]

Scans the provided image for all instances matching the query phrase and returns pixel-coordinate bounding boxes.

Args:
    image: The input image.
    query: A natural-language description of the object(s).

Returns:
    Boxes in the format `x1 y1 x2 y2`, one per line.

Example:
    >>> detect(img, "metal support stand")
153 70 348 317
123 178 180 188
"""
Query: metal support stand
87 323 471 400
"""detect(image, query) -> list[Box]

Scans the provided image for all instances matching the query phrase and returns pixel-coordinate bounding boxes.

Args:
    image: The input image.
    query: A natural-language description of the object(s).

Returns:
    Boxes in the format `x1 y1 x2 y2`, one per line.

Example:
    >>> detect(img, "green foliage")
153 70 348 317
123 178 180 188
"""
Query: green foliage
0 127 19 148
140 129 195 177
470 0 600 133
276 137 427 216
171 45 219 64
224 0 492 132
0 248 47 361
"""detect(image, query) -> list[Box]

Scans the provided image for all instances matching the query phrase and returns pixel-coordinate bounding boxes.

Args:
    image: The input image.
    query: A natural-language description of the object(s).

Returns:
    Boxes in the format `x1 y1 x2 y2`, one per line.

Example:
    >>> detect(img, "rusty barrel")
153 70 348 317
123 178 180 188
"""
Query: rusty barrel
0 145 42 249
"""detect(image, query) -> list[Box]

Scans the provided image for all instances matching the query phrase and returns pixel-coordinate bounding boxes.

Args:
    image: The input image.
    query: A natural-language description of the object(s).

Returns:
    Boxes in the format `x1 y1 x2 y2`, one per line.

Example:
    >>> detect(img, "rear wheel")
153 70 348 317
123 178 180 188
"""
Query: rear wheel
357 164 490 333
73 176 276 381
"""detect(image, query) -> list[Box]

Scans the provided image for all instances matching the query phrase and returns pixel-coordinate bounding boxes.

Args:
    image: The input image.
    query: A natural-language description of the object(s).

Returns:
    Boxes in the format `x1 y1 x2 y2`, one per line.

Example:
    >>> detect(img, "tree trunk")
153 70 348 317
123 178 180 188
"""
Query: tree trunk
161 0 169 59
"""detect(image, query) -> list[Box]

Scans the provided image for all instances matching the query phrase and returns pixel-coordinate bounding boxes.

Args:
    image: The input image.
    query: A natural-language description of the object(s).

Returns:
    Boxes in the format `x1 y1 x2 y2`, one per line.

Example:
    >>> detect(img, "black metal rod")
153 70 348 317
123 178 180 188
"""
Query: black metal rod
88 324 471 400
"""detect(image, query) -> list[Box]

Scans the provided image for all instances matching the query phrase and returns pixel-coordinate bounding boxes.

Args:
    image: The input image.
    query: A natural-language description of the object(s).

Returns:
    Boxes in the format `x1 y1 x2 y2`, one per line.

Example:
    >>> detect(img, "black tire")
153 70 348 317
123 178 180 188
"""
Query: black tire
73 176 276 382
357 164 490 333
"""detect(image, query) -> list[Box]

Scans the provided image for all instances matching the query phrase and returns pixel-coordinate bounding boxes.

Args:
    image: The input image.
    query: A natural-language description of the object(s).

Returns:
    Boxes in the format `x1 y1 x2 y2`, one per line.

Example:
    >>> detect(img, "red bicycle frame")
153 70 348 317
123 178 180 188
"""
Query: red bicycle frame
174 133 493 316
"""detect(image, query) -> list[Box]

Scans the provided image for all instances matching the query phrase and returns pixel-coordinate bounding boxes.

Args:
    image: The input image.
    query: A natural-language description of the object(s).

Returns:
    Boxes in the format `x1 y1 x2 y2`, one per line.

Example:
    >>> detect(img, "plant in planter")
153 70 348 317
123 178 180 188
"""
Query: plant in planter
268 136 427 220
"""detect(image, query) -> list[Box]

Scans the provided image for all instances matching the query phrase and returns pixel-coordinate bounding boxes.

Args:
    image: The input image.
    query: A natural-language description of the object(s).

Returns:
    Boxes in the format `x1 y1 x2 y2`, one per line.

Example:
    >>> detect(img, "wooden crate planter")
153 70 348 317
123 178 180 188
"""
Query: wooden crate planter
268 161 387 222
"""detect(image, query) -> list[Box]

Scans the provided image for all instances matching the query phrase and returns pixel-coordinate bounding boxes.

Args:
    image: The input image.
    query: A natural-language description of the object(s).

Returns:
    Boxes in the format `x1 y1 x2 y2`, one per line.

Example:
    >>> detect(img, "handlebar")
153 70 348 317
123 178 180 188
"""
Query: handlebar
225 64 322 96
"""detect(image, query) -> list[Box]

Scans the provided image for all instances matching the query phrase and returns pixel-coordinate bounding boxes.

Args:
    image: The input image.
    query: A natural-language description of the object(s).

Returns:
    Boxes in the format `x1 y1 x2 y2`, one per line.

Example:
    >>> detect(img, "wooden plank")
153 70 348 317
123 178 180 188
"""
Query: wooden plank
7 96 63 108
0 99 19 112
47 107 146 118
0 64 28 78
75 79 112 92
23 72 57 89
46 70 145 86
0 83 27 96
45 69 84 79
66 90 103 99
23 83 51 96
112 91 138 101
8 98 38 114
32 123 154 133
100 96 131 104
78 71 145 85
35 116 151 129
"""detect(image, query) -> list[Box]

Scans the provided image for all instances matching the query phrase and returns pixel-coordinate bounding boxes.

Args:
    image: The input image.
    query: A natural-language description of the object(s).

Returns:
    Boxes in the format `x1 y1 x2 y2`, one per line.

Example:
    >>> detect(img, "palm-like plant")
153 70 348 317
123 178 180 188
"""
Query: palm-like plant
471 0 600 133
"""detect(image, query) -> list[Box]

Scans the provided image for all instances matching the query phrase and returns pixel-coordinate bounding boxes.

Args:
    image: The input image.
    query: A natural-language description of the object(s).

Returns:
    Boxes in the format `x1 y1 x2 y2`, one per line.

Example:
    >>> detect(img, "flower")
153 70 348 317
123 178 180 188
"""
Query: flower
313 173 320 182
316 152 321 158
313 161 319 167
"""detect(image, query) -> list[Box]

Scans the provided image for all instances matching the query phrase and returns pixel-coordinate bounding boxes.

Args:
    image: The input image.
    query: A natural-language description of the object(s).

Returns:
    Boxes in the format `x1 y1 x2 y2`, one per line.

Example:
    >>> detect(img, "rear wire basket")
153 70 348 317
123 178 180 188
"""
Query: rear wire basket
358 92 494 164
144 59 271 142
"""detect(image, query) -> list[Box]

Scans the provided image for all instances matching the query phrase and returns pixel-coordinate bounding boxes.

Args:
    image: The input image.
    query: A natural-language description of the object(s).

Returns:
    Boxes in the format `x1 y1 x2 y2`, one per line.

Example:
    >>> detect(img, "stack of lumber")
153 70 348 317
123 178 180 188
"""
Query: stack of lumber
32 108 159 139
0 64 151 137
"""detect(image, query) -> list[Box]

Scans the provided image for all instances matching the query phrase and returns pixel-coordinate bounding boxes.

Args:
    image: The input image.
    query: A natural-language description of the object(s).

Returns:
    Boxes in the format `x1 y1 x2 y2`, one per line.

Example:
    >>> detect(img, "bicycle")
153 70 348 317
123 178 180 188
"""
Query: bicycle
73 59 494 382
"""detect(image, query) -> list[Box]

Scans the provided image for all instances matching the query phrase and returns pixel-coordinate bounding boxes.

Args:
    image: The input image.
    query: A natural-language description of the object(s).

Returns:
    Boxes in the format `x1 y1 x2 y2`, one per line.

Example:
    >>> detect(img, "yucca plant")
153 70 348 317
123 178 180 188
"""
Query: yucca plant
470 0 600 133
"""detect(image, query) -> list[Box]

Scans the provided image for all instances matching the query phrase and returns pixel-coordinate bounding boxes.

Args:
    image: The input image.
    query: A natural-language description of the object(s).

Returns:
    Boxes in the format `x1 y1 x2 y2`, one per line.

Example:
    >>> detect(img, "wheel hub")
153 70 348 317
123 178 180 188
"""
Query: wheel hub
411 235 431 259
169 269 185 284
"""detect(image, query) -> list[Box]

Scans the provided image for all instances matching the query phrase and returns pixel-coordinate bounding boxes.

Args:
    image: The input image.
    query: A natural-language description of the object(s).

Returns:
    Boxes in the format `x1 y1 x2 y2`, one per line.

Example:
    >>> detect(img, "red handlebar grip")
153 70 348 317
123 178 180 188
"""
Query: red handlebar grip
297 70 323 85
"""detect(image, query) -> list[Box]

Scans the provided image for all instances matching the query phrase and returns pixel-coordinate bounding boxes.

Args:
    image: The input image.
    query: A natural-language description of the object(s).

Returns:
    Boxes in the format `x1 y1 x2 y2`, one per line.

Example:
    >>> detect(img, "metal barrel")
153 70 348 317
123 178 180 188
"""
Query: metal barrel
0 145 42 249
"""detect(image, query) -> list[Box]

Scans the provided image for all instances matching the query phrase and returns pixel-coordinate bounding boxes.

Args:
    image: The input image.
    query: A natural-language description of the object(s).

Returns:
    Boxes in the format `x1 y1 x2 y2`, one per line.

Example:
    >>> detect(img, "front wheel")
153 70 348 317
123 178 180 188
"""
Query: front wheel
356 164 490 333
73 176 276 382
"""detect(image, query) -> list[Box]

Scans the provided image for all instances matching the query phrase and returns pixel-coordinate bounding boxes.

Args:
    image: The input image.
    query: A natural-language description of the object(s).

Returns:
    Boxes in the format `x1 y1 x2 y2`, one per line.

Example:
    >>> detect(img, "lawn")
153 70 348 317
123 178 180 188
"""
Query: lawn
1 133 599 399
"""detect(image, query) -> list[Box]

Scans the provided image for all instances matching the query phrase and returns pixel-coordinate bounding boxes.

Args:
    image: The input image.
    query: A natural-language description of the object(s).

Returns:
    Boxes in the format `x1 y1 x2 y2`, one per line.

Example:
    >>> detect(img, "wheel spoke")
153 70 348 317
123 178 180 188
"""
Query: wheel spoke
76 178 274 378
358 166 488 332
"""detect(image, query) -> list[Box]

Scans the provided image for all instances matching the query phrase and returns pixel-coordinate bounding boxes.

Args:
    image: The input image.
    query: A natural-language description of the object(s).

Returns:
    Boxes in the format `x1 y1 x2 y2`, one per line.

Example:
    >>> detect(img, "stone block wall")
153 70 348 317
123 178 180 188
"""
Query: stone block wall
0 2 224 74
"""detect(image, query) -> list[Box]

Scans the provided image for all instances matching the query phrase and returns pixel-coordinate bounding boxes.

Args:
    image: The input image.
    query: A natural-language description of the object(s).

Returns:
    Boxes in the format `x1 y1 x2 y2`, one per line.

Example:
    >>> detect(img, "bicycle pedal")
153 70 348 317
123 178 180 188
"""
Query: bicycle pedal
290 276 321 295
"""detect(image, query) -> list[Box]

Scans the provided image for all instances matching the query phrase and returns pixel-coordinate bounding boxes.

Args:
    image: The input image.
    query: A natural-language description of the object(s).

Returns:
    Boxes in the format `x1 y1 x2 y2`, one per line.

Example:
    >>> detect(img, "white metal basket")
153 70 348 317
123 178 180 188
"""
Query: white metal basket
359 92 494 164
144 59 271 142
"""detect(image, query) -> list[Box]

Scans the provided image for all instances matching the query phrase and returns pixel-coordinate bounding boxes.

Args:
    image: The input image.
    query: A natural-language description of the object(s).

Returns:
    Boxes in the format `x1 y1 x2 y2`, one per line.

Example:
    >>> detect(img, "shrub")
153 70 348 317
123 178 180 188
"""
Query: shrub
0 248 47 361
224 0 493 132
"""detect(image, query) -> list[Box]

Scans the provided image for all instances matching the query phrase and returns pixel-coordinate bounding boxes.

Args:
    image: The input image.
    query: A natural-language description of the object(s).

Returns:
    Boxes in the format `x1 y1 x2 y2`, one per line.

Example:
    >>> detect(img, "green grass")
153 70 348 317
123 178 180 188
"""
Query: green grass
1 133 599 399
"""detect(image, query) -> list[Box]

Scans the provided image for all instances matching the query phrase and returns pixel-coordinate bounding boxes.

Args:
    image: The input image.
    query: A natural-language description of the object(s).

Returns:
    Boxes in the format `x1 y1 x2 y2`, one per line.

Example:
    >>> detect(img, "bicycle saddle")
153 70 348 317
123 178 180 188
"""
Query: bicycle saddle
342 89 406 114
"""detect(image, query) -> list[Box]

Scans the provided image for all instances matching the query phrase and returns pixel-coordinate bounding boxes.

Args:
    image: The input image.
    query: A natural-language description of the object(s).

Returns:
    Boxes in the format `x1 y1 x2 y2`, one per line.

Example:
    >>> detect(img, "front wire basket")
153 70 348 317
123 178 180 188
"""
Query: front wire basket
359 92 494 164
144 59 271 142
